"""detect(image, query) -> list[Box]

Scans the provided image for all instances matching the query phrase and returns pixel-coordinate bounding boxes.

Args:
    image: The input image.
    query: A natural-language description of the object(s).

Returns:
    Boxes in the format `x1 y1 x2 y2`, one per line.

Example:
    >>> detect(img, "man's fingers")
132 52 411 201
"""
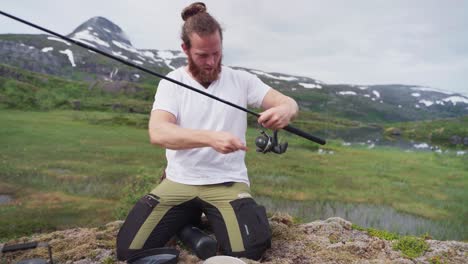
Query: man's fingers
236 143 248 151
257 109 273 124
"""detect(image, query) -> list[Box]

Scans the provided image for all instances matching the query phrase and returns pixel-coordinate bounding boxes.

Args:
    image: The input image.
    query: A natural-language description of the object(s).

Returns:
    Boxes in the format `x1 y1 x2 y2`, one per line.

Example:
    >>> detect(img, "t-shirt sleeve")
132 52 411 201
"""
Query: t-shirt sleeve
246 73 271 108
152 76 180 118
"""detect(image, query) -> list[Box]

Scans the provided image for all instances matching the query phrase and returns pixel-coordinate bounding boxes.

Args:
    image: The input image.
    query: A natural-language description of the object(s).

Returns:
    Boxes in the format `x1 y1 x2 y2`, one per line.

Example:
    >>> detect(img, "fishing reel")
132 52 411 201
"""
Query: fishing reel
255 130 288 154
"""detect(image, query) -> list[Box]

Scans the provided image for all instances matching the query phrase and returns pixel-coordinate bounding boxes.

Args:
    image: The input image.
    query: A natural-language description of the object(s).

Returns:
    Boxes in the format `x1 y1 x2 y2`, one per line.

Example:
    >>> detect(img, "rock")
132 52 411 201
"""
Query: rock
2 217 467 264
388 127 402 136
450 135 462 145
463 137 468 146
111 102 122 111
71 100 81 110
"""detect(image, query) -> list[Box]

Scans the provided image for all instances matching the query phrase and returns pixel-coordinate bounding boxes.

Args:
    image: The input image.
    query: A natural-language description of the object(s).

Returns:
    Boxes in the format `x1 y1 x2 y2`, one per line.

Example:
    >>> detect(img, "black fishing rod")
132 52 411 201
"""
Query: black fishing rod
0 10 326 145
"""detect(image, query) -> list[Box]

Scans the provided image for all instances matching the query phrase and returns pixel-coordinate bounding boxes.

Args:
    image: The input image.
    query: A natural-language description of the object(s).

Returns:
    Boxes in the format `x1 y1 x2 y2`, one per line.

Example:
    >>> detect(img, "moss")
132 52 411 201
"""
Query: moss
351 224 400 241
393 236 429 258
429 255 448 264
351 223 366 231
102 257 115 264
367 228 400 241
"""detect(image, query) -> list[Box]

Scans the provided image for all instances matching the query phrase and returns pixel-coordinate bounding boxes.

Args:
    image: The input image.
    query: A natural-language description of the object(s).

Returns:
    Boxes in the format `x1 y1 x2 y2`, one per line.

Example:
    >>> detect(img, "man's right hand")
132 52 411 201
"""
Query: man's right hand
210 131 247 154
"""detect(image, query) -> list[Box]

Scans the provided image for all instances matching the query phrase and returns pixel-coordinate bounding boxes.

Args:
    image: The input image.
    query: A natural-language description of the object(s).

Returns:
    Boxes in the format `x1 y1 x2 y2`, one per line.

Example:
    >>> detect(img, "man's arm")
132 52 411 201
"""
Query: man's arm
257 89 299 129
148 110 247 154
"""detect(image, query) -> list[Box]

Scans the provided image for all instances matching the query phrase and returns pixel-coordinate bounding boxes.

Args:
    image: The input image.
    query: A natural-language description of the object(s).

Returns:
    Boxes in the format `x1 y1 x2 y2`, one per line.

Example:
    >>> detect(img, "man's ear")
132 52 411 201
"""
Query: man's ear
181 43 189 56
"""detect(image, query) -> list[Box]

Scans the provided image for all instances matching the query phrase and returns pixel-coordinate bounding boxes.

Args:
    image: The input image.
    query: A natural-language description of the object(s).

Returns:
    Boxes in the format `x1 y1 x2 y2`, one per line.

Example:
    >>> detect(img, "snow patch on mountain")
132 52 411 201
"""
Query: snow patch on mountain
411 93 421 97
157 50 185 69
338 91 357 96
72 30 110 47
372 90 380 98
419 100 434 107
73 39 97 48
411 86 454 95
41 47 53 53
250 70 298 81
112 51 128 60
299 82 322 89
112 40 138 53
443 96 468 105
47 36 71 46
59 49 76 67
109 68 118 78
140 51 163 62
157 50 185 60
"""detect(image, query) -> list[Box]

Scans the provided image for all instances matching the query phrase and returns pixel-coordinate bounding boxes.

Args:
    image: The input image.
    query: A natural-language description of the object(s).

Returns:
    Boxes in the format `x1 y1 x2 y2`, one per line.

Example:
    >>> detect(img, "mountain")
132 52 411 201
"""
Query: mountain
239 69 468 122
68 17 133 47
1 16 467 123
0 17 186 85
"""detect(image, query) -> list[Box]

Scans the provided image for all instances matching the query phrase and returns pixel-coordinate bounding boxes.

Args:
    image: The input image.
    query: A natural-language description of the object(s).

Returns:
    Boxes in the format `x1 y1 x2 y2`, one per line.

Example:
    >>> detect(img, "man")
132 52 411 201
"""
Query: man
116 2 298 262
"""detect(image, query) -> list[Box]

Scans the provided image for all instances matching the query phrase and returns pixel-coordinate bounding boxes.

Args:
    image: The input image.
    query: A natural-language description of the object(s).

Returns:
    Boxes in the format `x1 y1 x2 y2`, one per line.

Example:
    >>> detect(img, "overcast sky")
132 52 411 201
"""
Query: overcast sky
1 0 468 95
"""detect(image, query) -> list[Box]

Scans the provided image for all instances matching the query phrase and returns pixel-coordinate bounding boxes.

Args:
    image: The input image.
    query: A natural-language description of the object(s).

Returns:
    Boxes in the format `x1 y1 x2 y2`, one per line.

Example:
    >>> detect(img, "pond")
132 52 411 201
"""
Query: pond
325 126 466 153
0 194 13 204
255 196 466 241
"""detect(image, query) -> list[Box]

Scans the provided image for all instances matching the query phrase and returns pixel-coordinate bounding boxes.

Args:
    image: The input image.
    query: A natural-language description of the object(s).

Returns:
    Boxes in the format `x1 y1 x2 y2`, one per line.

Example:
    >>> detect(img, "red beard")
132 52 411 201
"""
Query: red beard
187 54 222 86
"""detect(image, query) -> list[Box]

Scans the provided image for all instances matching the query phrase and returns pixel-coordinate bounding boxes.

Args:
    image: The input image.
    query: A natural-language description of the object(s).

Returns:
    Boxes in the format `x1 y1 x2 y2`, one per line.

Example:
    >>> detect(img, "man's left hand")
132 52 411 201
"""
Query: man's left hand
257 105 294 130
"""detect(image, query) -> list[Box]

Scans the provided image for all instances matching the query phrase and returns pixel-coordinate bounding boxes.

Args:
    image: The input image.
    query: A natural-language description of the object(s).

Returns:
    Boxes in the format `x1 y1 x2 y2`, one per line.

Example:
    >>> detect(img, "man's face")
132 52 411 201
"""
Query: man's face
183 31 222 85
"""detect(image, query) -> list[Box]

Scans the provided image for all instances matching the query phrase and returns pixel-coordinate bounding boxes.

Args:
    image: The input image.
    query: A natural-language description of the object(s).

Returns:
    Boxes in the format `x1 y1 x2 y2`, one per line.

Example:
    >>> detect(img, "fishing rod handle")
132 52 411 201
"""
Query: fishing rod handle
284 125 326 145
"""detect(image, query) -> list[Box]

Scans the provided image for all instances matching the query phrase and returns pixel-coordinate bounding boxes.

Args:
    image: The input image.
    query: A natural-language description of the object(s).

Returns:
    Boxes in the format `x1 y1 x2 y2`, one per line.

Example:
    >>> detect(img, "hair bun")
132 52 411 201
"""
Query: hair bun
181 2 207 21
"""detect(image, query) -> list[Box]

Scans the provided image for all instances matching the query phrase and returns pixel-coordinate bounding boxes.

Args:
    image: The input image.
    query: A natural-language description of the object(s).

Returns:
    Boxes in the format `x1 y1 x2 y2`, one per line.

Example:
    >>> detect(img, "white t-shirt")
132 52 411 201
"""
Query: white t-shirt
152 66 271 185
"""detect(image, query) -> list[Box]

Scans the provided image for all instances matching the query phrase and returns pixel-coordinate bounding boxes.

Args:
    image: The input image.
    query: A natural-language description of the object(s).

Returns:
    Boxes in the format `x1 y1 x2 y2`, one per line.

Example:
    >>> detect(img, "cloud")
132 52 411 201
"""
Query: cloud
1 0 467 94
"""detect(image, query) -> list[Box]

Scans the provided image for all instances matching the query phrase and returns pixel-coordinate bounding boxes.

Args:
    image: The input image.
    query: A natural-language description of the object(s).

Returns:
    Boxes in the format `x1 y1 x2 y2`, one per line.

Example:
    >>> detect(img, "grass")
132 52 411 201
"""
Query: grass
353 224 429 259
385 116 468 147
393 236 430 258
0 110 467 241
248 139 467 221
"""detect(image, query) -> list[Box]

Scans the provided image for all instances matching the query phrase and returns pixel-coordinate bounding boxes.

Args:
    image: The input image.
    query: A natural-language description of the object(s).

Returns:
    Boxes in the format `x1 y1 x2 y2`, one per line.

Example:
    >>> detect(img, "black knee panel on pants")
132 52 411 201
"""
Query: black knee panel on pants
116 194 160 261
229 198 271 260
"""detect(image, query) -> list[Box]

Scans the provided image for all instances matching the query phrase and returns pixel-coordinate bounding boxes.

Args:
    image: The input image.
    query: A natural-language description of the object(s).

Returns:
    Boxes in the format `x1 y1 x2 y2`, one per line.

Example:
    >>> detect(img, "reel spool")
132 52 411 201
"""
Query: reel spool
255 130 288 154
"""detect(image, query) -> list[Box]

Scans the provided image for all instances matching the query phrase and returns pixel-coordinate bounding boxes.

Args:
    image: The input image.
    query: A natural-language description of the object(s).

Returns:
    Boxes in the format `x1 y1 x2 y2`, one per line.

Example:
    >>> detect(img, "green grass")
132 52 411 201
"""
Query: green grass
393 236 430 258
0 110 467 241
0 63 155 113
385 116 468 147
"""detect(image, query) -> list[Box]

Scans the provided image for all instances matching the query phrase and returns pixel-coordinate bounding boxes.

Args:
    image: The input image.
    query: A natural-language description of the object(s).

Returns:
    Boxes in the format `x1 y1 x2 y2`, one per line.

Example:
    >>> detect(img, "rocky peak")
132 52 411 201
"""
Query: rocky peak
68 16 132 47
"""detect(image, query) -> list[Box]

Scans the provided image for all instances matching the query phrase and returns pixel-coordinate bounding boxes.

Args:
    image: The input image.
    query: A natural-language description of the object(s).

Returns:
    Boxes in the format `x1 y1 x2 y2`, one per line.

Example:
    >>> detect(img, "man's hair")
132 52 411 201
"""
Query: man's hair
181 2 223 48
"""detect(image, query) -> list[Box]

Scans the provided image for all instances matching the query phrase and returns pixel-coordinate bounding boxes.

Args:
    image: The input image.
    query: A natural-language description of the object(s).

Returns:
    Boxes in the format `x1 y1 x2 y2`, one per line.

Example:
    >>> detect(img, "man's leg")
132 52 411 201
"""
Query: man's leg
200 183 271 260
116 179 201 261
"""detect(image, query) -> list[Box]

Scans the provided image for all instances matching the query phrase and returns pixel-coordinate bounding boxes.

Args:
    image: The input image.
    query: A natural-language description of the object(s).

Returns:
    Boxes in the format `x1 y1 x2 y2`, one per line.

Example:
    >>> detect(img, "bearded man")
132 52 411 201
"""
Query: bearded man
116 2 298 262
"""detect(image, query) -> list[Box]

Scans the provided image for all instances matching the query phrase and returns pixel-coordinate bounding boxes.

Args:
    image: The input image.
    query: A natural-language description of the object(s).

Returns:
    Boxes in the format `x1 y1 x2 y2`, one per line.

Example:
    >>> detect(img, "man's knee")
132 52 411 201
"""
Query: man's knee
228 198 271 260
116 194 161 260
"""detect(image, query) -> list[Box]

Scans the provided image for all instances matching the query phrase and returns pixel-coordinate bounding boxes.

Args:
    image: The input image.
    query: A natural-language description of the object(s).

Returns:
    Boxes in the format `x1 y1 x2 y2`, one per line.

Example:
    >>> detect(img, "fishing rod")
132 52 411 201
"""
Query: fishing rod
0 10 326 146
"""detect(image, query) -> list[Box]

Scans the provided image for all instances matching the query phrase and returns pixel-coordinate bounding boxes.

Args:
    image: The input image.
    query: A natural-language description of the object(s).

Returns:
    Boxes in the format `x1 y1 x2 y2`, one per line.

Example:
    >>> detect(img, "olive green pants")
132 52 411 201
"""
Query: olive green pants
116 179 271 260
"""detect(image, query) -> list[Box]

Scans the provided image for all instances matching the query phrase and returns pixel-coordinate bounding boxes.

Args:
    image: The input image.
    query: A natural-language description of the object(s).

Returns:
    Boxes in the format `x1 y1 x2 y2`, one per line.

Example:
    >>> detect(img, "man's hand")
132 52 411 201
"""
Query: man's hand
257 104 295 130
258 89 298 130
210 131 248 154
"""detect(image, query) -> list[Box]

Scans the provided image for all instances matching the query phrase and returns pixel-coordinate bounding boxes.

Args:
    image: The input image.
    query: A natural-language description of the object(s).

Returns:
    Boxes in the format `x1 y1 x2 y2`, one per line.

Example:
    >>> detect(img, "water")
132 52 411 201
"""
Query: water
256 196 466 241
0 194 13 204
327 126 465 153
